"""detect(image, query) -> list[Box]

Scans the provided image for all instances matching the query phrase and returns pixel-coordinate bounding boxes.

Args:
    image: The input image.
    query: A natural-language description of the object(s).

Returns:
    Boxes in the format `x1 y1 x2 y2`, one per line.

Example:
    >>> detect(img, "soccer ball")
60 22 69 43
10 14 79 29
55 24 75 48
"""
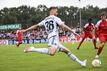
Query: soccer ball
92 59 101 67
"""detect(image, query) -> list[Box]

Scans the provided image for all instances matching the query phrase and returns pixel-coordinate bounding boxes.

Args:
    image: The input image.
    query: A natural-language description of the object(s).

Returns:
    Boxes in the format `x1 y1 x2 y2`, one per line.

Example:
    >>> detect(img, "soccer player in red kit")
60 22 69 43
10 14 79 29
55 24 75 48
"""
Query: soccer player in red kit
77 18 97 50
16 30 23 47
95 12 107 58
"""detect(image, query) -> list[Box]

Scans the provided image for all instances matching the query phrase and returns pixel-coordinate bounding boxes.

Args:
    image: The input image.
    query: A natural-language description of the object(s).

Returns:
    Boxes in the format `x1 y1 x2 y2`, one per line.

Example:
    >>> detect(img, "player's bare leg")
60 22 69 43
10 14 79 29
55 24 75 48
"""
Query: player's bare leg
92 38 98 49
77 38 85 50
24 46 57 56
95 42 105 58
58 44 87 67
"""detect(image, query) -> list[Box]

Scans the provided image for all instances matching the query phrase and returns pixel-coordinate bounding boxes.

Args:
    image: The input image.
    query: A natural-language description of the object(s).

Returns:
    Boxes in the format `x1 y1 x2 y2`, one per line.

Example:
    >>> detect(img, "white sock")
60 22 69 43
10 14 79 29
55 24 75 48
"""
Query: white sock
30 47 49 54
68 52 82 65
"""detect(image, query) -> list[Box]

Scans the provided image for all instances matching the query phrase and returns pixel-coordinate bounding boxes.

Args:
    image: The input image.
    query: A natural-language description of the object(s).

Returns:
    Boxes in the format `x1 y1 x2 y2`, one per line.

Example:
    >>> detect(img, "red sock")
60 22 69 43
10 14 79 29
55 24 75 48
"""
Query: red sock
97 47 103 55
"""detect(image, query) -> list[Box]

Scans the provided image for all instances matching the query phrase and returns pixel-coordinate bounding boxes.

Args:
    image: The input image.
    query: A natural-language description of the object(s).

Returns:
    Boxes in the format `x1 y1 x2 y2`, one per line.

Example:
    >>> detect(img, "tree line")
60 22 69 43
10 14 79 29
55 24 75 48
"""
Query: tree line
0 5 107 29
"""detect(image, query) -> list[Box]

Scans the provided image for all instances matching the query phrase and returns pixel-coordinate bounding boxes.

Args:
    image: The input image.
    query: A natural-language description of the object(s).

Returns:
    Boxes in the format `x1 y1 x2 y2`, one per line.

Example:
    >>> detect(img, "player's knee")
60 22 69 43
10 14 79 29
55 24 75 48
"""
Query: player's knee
101 43 105 47
48 47 57 56
48 50 56 56
101 42 105 46
49 52 55 56
100 42 105 47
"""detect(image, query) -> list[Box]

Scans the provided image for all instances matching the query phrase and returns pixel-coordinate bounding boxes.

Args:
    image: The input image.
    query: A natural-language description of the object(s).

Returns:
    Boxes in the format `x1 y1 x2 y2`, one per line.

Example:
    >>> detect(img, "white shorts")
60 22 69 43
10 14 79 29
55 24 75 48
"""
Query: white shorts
48 35 66 50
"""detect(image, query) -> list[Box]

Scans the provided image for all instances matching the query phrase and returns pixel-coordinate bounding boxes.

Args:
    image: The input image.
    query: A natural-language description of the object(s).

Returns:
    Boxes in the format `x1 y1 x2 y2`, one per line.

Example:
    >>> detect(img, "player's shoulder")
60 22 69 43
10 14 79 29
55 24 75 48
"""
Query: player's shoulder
16 30 19 32
91 23 95 26
95 20 103 27
84 23 89 26
97 20 102 24
16 30 21 34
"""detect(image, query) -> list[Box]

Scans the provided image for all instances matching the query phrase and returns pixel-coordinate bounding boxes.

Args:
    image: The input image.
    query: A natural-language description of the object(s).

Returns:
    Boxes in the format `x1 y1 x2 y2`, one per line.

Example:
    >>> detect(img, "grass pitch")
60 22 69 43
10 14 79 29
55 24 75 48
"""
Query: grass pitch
0 42 107 71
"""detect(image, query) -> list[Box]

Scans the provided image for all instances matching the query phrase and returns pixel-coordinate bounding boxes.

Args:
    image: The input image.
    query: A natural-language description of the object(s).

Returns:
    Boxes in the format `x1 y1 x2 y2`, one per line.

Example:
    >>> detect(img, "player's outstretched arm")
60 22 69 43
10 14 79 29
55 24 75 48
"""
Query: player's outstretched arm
60 23 77 35
21 24 38 33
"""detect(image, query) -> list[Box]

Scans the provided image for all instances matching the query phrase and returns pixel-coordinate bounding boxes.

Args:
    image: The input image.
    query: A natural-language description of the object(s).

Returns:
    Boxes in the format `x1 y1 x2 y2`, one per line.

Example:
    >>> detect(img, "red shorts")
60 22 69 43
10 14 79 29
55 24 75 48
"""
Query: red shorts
98 34 107 42
18 37 22 43
82 33 95 39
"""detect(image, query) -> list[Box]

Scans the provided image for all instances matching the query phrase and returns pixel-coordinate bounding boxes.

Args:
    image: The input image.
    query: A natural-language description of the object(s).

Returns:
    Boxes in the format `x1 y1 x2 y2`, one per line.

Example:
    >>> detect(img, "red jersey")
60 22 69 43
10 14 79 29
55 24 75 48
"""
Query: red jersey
16 30 22 41
84 23 95 34
96 19 107 34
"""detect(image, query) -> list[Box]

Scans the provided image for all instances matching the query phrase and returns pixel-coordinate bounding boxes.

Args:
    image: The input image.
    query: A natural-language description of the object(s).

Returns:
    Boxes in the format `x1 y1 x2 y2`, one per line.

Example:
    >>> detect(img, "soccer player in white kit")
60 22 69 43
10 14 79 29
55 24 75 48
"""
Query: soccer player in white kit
21 7 87 67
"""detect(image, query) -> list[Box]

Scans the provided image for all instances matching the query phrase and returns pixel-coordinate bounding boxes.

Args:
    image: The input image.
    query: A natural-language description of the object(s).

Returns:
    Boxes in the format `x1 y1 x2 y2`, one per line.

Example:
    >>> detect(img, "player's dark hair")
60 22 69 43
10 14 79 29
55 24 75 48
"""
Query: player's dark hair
100 12 106 17
88 18 92 24
49 7 57 11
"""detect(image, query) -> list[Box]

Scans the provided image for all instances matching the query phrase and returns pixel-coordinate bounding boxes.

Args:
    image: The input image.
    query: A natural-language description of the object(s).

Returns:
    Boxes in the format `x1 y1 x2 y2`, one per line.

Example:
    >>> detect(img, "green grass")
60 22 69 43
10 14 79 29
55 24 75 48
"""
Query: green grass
0 42 107 71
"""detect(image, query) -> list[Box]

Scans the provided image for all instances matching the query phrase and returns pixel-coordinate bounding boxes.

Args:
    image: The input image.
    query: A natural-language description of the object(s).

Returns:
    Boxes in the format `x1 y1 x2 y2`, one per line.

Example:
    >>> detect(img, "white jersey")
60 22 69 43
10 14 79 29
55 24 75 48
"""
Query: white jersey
38 15 64 38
